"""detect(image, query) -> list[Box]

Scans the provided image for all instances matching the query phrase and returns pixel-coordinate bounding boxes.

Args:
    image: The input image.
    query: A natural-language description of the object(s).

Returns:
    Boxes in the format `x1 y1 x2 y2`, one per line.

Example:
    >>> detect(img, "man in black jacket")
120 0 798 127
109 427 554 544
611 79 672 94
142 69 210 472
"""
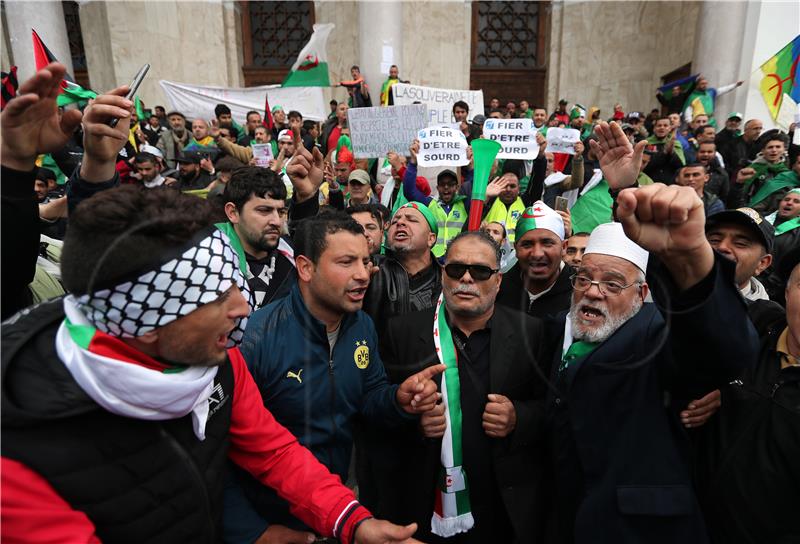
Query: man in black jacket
695 247 800 544
372 230 550 543
544 121 760 544
496 200 572 319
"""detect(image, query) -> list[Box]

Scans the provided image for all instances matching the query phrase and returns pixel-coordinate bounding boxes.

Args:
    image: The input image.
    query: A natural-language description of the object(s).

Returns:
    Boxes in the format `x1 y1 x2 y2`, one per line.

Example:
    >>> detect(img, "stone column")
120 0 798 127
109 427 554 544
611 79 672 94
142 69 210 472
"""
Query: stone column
4 0 73 80
358 1 403 101
691 1 748 121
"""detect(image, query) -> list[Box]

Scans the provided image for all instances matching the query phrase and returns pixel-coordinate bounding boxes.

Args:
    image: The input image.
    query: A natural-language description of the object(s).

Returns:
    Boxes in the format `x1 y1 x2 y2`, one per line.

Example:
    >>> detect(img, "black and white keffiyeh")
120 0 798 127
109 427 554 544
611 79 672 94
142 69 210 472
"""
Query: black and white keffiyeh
76 228 251 346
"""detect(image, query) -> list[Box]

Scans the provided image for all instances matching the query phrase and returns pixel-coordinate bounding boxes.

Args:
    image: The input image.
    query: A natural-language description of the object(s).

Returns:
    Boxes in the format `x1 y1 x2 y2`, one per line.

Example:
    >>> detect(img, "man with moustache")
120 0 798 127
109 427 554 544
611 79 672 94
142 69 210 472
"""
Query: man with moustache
545 121 759 544
226 212 445 544
366 231 550 543
496 201 573 319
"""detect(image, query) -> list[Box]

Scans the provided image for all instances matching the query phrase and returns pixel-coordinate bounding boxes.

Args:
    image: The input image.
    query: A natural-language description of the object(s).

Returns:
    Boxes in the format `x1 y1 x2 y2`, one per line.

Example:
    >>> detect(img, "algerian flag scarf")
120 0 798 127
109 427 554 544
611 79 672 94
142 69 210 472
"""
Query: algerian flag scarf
748 169 798 207
56 296 218 440
431 293 475 537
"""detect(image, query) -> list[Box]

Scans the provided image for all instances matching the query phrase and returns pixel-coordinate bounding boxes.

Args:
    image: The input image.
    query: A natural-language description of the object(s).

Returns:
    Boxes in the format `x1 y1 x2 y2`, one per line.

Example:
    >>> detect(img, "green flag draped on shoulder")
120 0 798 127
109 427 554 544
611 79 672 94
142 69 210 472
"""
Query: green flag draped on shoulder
282 23 335 87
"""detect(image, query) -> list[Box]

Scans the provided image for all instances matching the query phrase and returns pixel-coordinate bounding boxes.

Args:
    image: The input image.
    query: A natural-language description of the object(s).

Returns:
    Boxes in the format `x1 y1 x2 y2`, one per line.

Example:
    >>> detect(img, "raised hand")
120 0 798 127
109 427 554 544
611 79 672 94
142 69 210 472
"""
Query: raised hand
486 176 509 199
396 364 446 414
80 85 133 182
408 139 420 165
285 125 324 201
616 183 714 289
1 62 84 171
589 121 647 190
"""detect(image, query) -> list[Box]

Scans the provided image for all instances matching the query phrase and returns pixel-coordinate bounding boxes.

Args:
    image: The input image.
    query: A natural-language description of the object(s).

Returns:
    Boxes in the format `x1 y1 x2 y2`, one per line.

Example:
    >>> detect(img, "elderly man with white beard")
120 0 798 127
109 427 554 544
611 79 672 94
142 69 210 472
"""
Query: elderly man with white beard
544 121 760 544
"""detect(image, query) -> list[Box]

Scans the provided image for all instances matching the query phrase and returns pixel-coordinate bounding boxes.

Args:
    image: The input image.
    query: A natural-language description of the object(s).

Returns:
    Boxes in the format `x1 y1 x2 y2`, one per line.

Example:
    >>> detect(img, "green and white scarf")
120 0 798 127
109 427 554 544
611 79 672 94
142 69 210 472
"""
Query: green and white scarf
431 293 475 537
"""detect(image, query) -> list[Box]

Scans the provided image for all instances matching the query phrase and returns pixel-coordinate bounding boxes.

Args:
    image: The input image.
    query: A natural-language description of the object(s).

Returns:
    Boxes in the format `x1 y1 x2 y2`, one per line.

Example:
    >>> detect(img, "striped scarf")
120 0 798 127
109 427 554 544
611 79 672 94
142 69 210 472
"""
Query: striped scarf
431 293 475 537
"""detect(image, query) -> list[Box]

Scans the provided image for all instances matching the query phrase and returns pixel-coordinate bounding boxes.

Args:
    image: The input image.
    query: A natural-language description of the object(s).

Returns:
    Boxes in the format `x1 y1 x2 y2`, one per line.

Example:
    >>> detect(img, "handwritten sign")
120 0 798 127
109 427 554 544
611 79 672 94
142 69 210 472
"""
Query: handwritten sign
392 83 484 126
546 127 582 155
482 118 539 159
417 126 469 167
348 104 428 158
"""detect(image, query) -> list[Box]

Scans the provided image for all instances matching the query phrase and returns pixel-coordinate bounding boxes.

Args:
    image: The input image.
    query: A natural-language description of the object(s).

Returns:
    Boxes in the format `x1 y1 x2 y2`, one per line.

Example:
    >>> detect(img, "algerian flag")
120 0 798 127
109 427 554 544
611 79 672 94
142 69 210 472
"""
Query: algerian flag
282 23 334 87
571 179 614 234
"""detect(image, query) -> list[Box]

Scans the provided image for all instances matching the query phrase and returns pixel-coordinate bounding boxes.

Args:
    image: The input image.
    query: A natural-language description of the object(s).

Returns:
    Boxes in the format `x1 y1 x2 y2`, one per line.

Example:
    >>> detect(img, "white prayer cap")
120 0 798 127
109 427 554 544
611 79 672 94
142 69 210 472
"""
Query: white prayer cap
139 144 163 159
516 201 565 241
584 222 649 272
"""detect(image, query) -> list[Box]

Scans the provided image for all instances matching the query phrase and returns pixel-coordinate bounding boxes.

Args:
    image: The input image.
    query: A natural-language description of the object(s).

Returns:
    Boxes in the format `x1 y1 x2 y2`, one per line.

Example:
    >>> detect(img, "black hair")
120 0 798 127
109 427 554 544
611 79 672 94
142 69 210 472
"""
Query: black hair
302 120 318 132
693 125 715 138
501 159 524 180
762 131 788 148
445 230 502 268
346 203 384 229
223 166 288 211
215 156 246 172
61 186 217 295
221 125 240 139
154 105 165 112
133 152 157 165
288 110 303 120
330 99 338 106
375 203 391 225
680 161 707 171
166 111 185 119
245 110 260 120
293 210 365 265
490 108 505 116
215 104 232 117
453 100 469 114
351 65 360 72
35 167 57 182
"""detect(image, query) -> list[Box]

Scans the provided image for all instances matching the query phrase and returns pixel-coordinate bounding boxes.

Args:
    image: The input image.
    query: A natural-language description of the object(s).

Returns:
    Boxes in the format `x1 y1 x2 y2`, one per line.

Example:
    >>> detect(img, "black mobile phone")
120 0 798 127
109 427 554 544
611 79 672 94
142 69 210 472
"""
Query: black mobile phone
109 64 150 128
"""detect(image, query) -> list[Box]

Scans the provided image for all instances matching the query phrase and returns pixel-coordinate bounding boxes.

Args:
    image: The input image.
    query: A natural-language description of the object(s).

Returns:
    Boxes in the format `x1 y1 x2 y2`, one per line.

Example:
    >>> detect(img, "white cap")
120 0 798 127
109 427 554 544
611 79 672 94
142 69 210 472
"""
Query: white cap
139 144 163 159
277 129 293 142
584 222 649 272
515 201 566 241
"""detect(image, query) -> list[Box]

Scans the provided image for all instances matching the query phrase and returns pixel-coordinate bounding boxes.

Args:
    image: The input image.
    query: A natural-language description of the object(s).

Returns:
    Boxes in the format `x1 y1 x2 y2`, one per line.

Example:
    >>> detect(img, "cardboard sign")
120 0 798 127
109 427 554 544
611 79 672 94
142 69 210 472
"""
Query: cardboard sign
546 127 582 155
251 143 273 168
392 83 484 126
417 126 468 167
482 118 539 159
348 104 428 159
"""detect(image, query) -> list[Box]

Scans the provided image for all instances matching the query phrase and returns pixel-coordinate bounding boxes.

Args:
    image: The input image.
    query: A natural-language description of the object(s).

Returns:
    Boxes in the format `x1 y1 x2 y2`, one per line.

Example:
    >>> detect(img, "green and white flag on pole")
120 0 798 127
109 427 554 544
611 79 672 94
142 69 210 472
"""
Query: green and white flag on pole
282 23 335 87
431 293 475 537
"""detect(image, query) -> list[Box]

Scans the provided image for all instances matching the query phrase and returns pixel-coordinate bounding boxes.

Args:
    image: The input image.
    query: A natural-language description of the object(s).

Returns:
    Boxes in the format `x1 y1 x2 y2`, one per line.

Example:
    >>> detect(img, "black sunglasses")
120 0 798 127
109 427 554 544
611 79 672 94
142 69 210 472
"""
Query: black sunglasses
444 263 499 281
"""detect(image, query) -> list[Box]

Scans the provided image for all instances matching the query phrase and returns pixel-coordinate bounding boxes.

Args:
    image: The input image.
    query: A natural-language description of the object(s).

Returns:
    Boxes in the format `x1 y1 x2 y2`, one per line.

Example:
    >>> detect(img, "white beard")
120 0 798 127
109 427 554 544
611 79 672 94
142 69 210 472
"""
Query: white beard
570 297 643 344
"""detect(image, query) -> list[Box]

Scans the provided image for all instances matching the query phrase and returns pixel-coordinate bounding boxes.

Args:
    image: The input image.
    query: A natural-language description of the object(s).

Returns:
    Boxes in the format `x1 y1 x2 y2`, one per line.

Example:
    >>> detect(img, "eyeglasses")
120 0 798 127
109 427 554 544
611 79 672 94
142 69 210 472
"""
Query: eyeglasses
444 263 499 281
570 274 641 296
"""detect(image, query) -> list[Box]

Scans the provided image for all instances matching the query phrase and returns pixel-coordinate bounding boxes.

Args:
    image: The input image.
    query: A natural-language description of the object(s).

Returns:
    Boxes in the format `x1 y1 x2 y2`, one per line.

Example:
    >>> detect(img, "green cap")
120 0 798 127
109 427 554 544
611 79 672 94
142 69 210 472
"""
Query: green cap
396 201 438 236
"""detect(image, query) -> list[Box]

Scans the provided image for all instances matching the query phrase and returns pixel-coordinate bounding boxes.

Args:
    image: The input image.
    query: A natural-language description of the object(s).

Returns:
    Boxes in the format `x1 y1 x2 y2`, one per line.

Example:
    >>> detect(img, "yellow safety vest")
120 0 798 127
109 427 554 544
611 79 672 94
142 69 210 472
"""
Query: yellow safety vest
428 197 468 258
484 197 526 243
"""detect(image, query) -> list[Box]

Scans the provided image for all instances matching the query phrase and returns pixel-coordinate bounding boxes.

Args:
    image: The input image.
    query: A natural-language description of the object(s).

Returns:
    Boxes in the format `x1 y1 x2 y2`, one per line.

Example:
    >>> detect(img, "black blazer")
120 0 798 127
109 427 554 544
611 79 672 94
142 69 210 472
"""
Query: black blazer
542 255 760 544
368 304 551 543
496 262 573 320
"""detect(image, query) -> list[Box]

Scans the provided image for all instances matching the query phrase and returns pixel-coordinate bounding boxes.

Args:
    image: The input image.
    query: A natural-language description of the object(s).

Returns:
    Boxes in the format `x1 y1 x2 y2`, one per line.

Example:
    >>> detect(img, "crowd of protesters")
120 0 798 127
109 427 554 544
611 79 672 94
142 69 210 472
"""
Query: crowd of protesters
1 59 798 544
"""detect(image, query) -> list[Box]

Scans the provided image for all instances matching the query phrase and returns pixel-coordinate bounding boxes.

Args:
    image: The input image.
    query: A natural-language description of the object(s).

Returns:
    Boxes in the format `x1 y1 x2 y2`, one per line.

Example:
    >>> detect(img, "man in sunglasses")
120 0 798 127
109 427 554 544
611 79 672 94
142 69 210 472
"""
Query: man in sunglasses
544 121 760 544
366 230 549 542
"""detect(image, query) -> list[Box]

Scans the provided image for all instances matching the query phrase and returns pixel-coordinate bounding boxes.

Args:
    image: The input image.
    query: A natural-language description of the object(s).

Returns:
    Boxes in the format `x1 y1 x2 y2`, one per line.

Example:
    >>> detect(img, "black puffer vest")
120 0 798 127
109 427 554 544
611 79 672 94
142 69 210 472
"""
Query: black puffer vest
2 299 234 543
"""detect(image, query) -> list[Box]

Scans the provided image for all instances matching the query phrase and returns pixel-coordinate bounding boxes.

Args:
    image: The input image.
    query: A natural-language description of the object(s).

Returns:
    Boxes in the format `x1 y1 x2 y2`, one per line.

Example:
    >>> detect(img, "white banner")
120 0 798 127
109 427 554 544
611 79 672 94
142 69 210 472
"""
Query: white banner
348 104 428 158
159 80 327 123
392 83 484 126
417 126 468 167
483 118 540 159
546 127 582 155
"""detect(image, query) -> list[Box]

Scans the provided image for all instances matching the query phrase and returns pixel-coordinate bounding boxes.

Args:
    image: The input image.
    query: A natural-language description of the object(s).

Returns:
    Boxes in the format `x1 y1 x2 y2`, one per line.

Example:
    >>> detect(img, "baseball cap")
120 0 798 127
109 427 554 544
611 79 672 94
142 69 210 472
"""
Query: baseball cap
471 114 486 127
627 111 643 120
174 150 202 164
437 169 458 185
348 169 371 185
727 112 743 121
705 207 775 253
277 129 293 142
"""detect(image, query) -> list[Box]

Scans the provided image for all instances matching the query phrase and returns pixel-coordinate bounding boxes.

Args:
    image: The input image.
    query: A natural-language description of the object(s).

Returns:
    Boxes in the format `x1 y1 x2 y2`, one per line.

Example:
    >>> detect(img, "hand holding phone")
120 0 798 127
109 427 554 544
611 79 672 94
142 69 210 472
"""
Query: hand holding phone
555 196 569 212
109 64 150 128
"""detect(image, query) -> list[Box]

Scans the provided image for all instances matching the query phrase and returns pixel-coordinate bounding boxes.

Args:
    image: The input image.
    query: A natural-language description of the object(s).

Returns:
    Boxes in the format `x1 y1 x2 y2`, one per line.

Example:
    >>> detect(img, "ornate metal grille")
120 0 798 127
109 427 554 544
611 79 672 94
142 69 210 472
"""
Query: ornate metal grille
473 1 539 68
248 1 313 67
62 1 86 70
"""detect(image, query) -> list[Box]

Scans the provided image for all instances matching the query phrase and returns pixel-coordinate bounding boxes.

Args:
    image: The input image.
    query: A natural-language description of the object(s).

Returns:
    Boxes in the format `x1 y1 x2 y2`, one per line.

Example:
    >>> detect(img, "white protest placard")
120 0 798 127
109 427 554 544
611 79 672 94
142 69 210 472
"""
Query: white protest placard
348 104 428 159
546 127 582 155
251 143 273 168
392 83 484 126
482 118 539 160
417 126 468 167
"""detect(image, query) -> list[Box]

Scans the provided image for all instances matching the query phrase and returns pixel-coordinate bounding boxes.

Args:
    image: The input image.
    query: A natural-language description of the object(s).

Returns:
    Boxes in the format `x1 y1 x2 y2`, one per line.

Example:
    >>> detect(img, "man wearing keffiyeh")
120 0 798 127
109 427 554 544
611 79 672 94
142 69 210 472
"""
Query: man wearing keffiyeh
1 62 425 544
